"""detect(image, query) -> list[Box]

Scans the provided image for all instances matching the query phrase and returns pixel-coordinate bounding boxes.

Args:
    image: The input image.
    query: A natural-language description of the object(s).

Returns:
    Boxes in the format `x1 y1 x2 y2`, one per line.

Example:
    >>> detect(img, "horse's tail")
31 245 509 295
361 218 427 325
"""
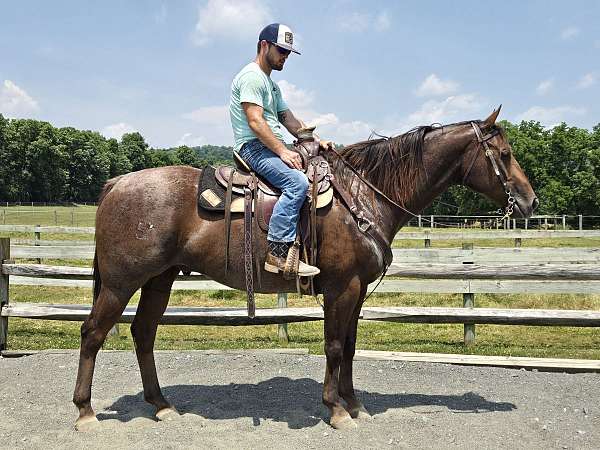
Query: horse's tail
92 175 123 305
92 251 101 305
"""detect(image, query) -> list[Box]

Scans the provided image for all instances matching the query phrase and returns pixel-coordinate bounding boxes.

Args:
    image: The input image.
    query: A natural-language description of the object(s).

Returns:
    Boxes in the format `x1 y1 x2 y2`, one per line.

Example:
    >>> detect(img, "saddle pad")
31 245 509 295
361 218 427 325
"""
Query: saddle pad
198 165 227 211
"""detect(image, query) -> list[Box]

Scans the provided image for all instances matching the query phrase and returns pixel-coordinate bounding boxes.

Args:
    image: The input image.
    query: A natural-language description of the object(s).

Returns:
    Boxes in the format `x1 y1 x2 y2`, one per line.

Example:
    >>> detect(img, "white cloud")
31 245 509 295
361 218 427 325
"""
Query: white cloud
102 123 137 140
278 80 314 109
536 79 554 95
374 11 391 31
192 0 272 46
177 132 205 147
415 74 459 97
515 105 586 127
407 94 483 125
277 79 373 144
337 11 391 33
182 105 229 125
324 120 373 143
0 80 39 117
576 73 596 89
338 12 370 32
560 26 580 40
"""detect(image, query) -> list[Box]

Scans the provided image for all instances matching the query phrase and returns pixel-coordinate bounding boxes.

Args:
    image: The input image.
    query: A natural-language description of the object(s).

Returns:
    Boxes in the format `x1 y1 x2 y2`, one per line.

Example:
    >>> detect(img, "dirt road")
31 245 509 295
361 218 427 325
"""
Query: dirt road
0 349 598 449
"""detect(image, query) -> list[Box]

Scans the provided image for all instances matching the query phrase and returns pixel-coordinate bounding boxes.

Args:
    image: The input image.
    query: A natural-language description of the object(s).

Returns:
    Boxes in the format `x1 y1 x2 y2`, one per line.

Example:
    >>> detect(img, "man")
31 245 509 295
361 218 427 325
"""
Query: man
230 23 332 277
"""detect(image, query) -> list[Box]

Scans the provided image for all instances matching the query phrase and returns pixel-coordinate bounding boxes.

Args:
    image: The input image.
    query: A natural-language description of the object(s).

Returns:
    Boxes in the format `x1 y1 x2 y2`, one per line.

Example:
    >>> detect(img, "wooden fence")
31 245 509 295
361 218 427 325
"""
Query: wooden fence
1 232 600 353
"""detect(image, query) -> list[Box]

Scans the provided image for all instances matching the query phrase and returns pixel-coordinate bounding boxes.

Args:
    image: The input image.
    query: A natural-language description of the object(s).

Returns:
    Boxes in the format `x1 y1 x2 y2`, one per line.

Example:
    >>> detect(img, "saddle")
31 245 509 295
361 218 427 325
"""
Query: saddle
197 127 334 317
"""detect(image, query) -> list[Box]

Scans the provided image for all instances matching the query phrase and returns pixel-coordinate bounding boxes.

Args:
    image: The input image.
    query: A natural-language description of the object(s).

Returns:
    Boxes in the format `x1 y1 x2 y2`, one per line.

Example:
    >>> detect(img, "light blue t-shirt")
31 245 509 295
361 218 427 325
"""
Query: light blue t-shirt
230 62 289 152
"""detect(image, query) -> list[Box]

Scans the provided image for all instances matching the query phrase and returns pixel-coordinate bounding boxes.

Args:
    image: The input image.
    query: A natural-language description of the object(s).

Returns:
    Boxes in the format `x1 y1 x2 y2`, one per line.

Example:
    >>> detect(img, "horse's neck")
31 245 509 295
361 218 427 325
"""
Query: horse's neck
331 125 472 241
374 127 472 237
398 127 472 229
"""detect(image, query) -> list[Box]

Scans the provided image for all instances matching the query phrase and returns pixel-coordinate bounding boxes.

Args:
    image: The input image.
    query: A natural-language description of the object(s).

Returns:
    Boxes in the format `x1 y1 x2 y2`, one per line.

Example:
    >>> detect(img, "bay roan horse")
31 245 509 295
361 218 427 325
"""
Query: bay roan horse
73 107 538 430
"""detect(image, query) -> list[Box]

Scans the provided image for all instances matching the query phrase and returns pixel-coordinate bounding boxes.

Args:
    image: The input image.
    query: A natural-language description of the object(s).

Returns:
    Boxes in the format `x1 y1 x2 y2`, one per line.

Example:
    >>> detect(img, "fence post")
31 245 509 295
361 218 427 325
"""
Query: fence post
418 215 422 228
462 242 475 346
524 218 528 230
277 292 289 343
35 224 41 264
0 238 10 351
562 215 566 230
430 215 434 229
578 214 583 231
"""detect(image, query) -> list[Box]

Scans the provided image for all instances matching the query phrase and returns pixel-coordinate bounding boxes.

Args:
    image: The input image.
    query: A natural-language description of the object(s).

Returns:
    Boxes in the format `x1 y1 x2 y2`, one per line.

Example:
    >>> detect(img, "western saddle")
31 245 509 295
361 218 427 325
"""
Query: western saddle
199 127 334 318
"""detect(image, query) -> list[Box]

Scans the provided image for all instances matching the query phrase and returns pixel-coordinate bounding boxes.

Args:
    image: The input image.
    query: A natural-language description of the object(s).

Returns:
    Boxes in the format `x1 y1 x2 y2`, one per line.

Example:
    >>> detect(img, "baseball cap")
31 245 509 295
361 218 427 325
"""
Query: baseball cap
258 23 301 55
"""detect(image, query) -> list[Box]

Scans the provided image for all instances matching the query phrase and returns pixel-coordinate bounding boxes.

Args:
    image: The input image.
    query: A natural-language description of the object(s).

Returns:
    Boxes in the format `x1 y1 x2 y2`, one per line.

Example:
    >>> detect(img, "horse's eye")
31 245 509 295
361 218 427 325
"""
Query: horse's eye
500 148 510 157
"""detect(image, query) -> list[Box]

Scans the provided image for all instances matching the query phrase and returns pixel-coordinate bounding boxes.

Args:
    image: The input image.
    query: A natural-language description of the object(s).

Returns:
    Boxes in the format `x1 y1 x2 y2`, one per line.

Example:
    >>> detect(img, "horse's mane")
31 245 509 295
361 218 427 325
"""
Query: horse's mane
330 125 435 206
329 119 501 206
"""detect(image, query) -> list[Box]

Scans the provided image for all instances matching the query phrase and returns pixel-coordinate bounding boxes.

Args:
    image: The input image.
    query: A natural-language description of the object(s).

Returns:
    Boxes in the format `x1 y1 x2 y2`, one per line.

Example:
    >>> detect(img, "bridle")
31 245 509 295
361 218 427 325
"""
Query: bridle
462 122 516 220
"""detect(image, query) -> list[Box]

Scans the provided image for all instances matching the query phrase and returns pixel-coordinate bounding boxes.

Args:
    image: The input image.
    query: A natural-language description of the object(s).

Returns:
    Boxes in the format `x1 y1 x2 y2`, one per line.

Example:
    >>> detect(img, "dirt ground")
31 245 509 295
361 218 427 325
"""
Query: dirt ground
0 349 598 449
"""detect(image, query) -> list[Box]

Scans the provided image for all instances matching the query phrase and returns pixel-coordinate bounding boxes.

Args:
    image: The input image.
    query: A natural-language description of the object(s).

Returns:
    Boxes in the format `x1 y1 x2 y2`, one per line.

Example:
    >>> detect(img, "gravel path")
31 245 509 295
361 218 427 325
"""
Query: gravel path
0 349 598 449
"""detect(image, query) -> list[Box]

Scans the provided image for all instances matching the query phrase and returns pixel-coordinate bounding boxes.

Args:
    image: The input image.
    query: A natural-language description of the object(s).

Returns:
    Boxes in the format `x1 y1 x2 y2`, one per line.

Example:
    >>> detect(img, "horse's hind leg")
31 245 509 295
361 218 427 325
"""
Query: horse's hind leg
73 284 135 430
131 267 179 421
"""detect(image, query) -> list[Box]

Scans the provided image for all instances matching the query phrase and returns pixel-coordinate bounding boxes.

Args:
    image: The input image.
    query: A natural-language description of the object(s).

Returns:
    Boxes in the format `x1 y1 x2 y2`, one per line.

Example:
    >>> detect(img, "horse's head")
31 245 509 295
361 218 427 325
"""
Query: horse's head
461 106 538 218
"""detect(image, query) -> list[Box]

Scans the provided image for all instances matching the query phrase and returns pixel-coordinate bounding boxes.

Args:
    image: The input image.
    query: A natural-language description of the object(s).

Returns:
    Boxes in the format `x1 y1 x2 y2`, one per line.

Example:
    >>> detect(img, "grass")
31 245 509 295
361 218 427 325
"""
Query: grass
2 206 600 359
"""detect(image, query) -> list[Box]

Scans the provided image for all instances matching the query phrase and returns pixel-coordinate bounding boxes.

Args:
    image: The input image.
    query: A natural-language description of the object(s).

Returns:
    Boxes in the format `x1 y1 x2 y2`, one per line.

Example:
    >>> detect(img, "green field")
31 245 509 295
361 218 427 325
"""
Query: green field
1 205 600 359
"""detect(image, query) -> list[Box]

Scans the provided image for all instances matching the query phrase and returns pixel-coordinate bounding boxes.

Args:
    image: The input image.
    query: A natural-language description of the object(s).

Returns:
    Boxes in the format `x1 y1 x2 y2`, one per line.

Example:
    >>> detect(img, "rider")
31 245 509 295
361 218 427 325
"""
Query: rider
230 23 332 277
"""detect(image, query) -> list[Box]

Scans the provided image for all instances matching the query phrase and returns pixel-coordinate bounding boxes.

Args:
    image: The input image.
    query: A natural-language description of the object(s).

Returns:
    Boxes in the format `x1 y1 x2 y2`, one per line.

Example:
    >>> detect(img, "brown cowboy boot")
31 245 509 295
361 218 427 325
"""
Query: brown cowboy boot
264 241 320 277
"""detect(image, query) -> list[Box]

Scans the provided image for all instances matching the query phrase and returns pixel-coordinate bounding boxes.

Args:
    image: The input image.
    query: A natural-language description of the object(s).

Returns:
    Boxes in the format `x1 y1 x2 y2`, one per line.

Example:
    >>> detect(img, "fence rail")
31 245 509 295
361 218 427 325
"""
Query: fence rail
3 225 600 238
1 236 599 352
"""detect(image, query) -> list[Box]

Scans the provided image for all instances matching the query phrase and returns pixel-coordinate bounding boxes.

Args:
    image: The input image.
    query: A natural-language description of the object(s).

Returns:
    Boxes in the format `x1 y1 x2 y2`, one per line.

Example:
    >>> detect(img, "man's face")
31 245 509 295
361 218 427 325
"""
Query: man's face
266 43 290 71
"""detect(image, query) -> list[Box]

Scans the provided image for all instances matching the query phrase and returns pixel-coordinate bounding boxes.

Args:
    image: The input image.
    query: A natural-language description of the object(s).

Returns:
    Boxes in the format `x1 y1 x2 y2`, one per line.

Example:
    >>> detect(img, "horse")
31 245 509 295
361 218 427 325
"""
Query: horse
72 107 538 430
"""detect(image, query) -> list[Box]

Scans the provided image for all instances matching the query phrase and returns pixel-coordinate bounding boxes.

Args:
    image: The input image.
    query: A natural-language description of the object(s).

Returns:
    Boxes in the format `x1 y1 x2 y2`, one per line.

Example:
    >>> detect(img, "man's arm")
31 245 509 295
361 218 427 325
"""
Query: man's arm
278 108 335 150
243 102 303 170
278 109 305 138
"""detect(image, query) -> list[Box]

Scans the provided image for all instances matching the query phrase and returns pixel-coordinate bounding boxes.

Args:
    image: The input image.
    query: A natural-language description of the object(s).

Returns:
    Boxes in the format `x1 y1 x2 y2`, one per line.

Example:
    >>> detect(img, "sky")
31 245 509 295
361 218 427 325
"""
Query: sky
1 0 599 148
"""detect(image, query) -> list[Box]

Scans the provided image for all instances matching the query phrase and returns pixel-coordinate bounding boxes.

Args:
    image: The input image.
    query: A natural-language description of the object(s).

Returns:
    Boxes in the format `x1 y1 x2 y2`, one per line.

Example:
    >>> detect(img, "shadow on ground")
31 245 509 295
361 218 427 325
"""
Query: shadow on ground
98 377 516 429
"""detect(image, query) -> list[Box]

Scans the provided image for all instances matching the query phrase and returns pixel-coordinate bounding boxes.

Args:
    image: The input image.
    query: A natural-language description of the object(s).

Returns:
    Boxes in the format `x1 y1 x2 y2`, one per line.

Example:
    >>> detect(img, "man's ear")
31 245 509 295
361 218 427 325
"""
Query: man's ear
259 40 269 55
482 105 502 129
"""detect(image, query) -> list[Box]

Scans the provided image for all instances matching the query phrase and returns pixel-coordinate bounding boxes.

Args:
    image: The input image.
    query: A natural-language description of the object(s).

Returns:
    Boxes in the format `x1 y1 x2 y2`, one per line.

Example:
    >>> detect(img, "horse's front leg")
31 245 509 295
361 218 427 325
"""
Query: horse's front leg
338 296 372 420
322 277 362 429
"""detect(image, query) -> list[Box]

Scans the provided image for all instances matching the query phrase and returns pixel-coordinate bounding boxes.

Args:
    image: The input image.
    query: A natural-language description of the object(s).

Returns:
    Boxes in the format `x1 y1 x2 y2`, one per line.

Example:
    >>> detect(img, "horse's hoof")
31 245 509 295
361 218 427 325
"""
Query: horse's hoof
348 406 372 420
330 415 357 430
156 407 180 422
75 415 100 432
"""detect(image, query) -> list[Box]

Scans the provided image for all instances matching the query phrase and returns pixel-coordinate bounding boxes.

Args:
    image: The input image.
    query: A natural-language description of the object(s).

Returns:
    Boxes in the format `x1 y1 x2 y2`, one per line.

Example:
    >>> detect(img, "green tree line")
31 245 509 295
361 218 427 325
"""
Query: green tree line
0 114 232 202
0 114 599 214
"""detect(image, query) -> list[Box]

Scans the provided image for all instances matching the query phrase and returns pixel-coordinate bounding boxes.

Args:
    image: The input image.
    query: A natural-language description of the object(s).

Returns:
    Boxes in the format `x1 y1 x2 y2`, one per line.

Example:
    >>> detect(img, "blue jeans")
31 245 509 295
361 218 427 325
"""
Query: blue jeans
238 139 309 242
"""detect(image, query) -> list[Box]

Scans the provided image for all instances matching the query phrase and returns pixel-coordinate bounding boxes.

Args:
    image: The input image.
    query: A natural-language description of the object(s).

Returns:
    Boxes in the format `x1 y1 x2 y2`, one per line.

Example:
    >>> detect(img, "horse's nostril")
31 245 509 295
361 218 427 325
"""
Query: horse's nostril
532 197 539 211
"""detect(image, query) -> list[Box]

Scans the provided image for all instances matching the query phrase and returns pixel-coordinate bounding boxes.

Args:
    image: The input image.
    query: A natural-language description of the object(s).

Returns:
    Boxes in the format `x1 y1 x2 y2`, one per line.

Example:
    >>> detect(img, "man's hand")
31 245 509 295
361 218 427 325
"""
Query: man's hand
280 148 303 170
319 139 335 151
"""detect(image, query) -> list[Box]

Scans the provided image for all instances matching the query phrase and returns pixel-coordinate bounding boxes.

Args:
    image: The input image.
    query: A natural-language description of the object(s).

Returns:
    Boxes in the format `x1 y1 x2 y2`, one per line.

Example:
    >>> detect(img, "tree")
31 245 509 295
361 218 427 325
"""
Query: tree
119 132 150 172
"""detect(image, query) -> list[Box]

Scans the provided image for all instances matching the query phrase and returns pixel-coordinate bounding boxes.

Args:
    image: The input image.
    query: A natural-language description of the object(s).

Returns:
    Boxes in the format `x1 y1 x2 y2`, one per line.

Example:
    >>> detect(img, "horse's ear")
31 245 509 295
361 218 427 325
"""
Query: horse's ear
482 105 502 129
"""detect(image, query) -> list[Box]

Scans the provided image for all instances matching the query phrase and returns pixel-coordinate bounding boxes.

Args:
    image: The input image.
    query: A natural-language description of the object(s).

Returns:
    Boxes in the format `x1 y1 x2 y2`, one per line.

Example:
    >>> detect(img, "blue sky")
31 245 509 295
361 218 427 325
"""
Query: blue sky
1 0 599 148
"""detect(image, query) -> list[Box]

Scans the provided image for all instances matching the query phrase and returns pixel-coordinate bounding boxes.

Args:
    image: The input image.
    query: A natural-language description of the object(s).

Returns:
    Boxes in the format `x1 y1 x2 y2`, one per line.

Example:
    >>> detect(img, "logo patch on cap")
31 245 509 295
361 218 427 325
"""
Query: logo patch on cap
284 32 293 44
